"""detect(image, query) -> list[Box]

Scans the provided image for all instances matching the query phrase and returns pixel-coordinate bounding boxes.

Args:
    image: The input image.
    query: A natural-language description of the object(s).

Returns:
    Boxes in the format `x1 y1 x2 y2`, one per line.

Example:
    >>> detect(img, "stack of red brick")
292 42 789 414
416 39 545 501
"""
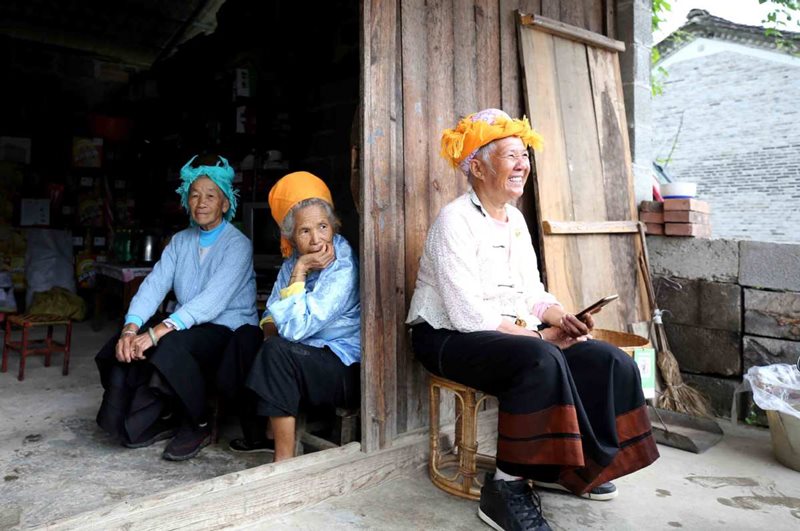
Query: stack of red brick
639 199 711 238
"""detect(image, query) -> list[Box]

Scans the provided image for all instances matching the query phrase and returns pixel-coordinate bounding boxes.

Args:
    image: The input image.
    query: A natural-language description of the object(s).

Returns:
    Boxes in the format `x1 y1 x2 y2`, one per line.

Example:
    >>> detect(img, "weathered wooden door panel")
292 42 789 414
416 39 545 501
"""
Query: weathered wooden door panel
517 13 648 331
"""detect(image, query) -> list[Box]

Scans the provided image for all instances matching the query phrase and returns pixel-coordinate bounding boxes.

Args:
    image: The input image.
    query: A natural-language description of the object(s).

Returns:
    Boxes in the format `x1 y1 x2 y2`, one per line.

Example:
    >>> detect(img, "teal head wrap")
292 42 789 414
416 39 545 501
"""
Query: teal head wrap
176 155 239 222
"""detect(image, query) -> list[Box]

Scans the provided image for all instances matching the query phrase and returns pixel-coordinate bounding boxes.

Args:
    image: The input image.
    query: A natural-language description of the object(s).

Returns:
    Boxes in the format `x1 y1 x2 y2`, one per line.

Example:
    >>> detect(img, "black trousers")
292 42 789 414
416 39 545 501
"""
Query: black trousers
411 321 658 494
96 316 232 442
216 324 268 442
245 336 360 418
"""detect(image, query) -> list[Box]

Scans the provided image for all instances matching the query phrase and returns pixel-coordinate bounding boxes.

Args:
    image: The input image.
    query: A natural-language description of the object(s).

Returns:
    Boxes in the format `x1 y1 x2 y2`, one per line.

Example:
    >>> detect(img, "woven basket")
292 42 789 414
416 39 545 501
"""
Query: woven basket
591 329 650 357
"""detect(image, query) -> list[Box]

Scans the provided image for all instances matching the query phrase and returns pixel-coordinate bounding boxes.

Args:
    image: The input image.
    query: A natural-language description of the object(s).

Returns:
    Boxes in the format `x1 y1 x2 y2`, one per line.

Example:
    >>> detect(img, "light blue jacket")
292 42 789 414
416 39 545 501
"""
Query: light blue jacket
126 223 258 330
263 234 361 366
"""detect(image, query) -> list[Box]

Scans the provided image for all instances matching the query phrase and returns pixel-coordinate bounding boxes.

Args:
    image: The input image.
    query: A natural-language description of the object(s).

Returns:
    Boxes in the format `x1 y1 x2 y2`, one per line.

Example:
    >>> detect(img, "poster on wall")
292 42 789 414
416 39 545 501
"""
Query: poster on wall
20 198 50 226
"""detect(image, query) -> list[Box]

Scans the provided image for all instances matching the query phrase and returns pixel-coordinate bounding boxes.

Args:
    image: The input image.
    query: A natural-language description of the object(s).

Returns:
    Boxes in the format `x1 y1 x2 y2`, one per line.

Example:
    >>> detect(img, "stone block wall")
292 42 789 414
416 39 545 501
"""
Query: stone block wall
648 236 800 419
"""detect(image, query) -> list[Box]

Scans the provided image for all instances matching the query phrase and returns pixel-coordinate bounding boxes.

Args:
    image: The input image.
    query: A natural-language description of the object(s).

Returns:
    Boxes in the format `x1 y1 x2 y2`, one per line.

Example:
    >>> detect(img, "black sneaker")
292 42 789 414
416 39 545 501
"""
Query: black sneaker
531 480 618 501
228 438 275 453
123 420 177 449
478 474 552 531
162 422 211 461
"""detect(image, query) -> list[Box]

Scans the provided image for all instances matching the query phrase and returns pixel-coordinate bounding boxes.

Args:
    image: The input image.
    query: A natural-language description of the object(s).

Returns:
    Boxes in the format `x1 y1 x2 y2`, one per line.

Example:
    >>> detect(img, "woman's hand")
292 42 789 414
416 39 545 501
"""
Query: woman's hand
541 326 591 349
116 333 137 363
541 305 595 339
558 312 595 338
297 243 336 272
131 332 156 359
115 326 140 363
497 319 591 349
262 321 278 341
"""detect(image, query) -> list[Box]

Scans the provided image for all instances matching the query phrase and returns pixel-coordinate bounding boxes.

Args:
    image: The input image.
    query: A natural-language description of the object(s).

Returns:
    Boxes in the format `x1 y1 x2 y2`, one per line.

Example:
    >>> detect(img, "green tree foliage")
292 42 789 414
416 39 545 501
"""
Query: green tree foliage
760 0 800 51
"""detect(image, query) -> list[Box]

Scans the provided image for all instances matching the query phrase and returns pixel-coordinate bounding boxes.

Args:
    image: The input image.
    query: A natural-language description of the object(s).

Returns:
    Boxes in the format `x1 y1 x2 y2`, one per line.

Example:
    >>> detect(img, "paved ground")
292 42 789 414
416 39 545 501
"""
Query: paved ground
0 321 268 530
269 420 800 530
2 321 800 530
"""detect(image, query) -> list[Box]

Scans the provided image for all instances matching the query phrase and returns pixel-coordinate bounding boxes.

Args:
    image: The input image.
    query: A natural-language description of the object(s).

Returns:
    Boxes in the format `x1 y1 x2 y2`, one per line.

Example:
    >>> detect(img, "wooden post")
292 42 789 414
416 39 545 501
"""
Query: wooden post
361 0 401 452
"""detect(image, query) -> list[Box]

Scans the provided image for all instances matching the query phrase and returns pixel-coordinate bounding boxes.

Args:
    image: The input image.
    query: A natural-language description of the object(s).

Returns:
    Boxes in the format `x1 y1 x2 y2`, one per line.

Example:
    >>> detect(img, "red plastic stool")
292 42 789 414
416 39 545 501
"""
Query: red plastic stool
2 313 72 381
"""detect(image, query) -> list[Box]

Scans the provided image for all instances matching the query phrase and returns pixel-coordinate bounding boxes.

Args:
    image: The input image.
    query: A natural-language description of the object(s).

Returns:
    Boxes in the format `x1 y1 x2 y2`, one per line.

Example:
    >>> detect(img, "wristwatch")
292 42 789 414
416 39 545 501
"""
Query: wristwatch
162 318 178 330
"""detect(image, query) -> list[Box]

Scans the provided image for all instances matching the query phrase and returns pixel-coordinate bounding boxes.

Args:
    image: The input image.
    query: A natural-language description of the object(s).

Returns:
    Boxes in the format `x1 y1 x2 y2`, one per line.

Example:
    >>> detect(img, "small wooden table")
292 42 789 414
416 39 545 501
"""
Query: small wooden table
93 263 153 328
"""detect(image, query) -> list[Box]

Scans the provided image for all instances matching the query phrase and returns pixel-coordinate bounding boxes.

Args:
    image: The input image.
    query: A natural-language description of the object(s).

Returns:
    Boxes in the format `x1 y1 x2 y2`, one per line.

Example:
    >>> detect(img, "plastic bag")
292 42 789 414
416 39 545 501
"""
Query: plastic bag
24 228 76 309
742 364 800 421
27 286 86 321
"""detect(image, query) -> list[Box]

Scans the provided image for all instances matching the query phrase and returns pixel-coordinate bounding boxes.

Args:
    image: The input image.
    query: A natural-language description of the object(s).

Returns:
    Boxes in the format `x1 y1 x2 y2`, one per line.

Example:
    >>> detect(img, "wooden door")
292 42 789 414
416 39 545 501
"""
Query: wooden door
517 12 649 331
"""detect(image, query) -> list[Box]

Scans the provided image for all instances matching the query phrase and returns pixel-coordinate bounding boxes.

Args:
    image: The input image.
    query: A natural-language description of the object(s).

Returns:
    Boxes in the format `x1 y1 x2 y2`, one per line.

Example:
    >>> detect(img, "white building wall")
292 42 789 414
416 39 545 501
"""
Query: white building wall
653 38 800 243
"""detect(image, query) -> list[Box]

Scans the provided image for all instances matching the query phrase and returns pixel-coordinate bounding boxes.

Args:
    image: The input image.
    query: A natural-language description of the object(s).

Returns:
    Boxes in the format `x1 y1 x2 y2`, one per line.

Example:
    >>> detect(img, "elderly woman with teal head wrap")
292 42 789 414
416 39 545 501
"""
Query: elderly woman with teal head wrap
95 154 258 462
175 155 239 227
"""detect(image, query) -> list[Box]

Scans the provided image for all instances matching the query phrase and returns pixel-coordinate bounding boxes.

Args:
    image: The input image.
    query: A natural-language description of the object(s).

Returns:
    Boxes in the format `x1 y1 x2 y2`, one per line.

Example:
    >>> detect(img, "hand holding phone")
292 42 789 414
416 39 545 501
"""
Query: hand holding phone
575 294 619 319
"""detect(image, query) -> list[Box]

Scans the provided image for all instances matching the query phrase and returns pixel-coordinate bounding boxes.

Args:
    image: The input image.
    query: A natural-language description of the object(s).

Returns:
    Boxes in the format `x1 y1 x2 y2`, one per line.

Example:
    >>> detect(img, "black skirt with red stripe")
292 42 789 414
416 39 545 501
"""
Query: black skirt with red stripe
411 321 659 495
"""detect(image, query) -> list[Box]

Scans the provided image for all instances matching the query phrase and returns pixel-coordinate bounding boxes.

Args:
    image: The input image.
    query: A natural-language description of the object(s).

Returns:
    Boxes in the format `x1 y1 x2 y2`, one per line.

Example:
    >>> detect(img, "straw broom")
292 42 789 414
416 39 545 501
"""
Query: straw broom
638 225 711 417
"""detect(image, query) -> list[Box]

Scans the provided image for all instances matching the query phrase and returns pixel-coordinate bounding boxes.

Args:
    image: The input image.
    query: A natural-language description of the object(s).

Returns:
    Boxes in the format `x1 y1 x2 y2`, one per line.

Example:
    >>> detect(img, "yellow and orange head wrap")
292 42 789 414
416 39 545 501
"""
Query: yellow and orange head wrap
440 108 543 175
268 171 334 257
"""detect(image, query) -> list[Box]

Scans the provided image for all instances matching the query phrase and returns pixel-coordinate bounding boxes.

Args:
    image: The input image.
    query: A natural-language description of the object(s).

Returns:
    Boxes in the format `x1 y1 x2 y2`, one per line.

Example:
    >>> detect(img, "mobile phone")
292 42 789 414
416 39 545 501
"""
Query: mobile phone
575 294 619 319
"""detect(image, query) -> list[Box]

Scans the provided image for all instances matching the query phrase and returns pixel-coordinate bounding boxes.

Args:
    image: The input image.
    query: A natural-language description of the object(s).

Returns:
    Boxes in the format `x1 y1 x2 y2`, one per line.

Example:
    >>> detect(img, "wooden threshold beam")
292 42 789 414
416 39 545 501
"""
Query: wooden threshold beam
46 410 499 530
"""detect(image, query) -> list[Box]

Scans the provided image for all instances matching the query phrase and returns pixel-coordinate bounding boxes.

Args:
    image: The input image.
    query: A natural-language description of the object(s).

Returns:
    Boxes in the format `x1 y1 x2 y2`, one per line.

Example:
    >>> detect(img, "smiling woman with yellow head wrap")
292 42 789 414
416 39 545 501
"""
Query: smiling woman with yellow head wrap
407 109 658 531
227 170 361 461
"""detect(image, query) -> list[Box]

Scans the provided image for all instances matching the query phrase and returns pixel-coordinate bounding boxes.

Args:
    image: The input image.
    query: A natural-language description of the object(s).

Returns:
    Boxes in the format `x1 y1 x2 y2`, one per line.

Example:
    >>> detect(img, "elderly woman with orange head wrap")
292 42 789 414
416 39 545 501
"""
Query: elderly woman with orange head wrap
407 109 658 531
229 171 360 461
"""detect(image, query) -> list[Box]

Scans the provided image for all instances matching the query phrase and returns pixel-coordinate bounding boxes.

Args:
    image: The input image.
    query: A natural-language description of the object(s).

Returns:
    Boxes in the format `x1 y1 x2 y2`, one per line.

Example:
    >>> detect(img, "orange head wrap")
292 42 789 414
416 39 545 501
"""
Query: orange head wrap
268 171 334 257
440 108 543 175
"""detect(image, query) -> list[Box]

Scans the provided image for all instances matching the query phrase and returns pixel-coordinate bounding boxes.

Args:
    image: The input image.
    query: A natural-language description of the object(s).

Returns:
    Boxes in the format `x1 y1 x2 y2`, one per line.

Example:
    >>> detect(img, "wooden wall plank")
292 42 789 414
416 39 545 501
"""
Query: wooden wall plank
518 28 576 298
433 1 462 213
587 46 648 324
551 37 619 326
586 0 605 34
604 0 616 39
501 0 542 239
475 0 501 109
499 0 541 117
397 0 427 436
361 0 400 451
553 38 605 222
453 0 478 120
558 0 586 29
541 0 559 19
400 0 464 434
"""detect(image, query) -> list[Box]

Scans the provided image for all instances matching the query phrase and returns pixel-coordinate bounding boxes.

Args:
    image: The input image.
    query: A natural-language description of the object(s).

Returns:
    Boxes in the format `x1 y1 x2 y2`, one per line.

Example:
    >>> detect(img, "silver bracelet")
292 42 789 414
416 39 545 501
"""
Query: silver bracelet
147 327 159 346
121 330 137 337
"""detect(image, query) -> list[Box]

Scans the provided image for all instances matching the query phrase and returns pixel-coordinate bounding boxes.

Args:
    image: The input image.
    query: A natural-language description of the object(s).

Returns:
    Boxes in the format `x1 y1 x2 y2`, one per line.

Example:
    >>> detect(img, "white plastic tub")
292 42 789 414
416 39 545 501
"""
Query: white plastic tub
660 182 697 198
